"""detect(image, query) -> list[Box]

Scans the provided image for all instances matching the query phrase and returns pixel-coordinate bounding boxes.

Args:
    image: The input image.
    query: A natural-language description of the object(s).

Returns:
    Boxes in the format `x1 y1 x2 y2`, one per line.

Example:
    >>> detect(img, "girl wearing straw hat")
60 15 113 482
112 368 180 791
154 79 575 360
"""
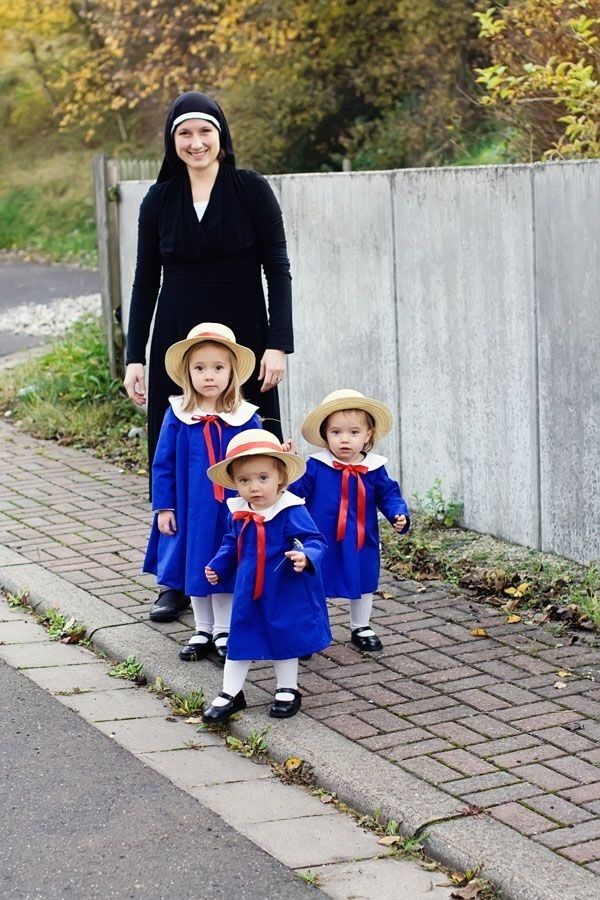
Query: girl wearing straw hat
202 430 331 722
291 390 410 652
143 322 262 663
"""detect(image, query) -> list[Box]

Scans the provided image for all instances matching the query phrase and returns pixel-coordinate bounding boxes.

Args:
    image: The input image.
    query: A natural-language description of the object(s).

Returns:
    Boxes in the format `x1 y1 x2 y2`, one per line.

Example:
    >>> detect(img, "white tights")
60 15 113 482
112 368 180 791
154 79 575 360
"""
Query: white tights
189 595 232 649
211 657 299 707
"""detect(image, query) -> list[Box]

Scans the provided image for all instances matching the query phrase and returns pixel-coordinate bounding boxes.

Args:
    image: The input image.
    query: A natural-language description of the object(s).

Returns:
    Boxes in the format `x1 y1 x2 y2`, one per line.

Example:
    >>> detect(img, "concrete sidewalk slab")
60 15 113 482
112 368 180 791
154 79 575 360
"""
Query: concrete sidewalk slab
297 857 453 900
192 778 339 825
94 715 222 753
141 746 274 789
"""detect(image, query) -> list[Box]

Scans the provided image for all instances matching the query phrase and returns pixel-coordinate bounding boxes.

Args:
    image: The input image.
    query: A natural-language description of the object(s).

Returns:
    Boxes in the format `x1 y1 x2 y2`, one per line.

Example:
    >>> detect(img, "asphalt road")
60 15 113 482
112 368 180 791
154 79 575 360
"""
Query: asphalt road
0 258 100 356
0 660 315 900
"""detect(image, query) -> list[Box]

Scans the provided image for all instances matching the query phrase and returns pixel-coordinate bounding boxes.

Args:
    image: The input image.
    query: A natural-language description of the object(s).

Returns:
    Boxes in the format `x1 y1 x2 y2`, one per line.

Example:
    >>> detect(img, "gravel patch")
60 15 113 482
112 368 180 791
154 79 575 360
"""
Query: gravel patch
0 295 101 337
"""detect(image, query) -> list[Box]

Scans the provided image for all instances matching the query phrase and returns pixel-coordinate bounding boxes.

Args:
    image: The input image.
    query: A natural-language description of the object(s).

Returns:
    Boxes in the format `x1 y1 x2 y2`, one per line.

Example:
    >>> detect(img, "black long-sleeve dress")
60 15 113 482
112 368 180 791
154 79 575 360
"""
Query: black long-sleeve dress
126 162 293 467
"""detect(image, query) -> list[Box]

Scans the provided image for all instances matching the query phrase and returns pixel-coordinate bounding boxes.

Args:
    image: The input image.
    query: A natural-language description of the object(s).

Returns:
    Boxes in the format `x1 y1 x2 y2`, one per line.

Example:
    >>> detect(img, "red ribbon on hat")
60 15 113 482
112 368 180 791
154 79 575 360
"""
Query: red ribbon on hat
332 461 369 549
226 437 283 458
192 415 224 502
232 510 266 599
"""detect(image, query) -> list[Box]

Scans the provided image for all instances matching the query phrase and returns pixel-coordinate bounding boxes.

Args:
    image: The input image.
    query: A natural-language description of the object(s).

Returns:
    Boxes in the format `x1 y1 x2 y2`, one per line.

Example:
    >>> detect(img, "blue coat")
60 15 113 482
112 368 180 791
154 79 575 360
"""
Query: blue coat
143 397 262 595
207 493 332 660
289 450 410 599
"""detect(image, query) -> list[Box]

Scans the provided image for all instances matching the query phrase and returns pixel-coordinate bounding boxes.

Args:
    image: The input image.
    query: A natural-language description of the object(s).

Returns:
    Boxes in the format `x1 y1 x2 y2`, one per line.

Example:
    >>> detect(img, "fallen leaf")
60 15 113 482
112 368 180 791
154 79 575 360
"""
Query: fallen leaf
319 794 335 804
284 756 303 773
557 670 573 678
137 468 148 476
460 804 486 817
506 614 522 624
470 627 488 638
451 883 484 899
554 681 567 690
380 591 393 600
378 835 402 846
185 716 203 724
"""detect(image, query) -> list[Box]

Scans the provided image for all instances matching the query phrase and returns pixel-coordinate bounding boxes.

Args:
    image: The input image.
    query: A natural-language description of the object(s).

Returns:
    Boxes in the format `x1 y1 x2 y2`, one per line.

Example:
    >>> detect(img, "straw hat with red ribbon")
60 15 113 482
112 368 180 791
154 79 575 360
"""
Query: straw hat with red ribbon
301 389 394 448
165 322 256 388
207 429 306 490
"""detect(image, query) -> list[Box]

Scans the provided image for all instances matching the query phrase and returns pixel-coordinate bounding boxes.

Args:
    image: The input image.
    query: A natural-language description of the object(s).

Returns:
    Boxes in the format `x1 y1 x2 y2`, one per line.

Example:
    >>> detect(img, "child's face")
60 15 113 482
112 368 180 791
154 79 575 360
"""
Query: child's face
324 410 373 464
188 343 232 402
232 456 284 510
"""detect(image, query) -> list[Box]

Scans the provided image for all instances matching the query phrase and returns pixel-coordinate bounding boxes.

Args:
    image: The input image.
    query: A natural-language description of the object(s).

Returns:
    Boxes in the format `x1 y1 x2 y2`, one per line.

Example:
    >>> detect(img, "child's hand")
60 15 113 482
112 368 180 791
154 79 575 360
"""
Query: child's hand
280 438 296 453
205 566 219 585
158 510 177 535
285 550 307 572
393 514 408 533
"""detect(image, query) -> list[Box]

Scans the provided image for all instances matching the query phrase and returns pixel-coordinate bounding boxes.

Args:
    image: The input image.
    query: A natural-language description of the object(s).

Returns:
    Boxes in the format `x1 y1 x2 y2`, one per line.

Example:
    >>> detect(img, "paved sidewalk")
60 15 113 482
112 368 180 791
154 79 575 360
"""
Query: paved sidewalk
2 420 600 899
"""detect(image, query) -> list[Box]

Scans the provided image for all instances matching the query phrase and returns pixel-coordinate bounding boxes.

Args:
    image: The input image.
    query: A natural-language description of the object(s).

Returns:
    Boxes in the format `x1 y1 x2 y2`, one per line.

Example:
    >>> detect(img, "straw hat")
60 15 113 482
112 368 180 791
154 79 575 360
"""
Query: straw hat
301 389 394 448
165 323 256 388
207 429 306 490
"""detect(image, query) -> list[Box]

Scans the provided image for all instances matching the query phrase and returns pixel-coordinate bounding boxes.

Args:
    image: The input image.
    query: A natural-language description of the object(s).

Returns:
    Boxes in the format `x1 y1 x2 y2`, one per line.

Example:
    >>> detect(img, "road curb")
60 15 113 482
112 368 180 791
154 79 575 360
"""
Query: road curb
1 545 597 900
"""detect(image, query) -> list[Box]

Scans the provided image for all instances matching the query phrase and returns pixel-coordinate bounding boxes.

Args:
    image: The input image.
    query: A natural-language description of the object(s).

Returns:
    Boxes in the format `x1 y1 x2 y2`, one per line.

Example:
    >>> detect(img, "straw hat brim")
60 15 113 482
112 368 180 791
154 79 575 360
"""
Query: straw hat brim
208 448 306 491
302 395 393 448
165 335 256 388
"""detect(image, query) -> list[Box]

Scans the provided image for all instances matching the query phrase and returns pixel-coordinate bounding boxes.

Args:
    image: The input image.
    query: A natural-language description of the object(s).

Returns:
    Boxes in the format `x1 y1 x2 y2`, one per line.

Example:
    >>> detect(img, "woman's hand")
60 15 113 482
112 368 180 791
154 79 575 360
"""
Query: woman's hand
124 363 147 406
259 349 285 393
158 510 177 535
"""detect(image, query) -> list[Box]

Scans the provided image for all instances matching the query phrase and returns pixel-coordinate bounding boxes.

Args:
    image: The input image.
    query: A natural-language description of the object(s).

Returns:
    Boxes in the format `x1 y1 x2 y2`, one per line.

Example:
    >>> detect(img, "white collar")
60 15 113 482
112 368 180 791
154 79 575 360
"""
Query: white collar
168 395 259 426
227 490 305 522
309 448 387 471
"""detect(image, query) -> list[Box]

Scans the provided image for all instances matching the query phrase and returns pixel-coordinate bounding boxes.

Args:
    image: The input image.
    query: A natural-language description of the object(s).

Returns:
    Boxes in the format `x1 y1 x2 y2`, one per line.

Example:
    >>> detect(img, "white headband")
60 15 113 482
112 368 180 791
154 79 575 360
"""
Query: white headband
171 112 221 135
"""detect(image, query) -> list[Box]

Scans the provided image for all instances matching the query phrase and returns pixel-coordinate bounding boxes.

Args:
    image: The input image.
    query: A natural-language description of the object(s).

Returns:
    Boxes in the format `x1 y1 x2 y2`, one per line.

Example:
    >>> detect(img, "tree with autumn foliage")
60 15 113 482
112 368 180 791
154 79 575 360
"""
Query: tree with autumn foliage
474 0 600 160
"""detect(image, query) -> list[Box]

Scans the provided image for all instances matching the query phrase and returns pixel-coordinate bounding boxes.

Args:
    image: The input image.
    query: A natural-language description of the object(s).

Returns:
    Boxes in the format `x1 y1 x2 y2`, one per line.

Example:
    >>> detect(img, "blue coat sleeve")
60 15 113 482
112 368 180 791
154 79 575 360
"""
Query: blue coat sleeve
374 467 410 533
284 507 327 575
151 409 178 511
207 515 238 582
288 464 316 501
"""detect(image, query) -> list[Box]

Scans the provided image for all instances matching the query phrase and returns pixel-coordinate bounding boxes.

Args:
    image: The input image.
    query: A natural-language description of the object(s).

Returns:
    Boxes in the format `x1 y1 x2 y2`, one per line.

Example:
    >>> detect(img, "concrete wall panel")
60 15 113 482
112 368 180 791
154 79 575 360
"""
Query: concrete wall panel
277 172 400 473
535 161 600 564
392 166 539 546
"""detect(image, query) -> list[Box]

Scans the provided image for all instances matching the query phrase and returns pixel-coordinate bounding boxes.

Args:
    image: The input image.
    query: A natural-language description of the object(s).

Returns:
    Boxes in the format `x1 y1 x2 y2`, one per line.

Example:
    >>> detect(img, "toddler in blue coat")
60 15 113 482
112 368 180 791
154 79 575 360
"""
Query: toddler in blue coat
143 322 262 663
290 389 410 652
202 429 332 723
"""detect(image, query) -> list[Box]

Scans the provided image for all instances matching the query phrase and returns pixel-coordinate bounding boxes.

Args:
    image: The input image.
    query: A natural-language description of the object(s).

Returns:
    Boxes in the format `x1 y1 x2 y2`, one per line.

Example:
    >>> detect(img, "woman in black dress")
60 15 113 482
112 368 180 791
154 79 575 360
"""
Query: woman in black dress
124 91 293 621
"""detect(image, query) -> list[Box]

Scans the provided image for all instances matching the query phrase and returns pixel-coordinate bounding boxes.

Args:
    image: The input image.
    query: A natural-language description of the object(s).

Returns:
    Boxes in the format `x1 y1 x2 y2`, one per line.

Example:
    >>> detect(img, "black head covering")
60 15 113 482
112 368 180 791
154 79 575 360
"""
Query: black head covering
157 91 236 183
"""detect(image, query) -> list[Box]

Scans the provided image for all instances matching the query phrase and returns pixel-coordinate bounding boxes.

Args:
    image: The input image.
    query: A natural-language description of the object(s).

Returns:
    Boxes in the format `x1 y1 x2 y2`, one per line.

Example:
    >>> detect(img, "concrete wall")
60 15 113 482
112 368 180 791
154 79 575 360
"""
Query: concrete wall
116 160 600 566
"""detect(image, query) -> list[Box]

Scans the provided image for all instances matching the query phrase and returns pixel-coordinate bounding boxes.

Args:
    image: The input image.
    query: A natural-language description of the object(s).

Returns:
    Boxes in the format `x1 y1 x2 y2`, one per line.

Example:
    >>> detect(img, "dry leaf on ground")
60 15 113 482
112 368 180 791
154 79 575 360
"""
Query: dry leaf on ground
470 627 489 638
506 614 522 624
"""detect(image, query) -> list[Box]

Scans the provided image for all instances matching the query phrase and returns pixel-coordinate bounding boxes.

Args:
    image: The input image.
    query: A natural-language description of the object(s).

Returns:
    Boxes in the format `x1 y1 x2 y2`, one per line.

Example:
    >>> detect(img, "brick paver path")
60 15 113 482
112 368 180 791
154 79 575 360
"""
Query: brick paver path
2 421 600 876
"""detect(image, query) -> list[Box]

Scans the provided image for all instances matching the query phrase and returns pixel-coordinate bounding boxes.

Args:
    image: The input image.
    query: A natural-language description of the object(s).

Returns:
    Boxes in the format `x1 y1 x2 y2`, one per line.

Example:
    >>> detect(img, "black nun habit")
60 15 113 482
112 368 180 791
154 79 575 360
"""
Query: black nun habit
126 91 293 474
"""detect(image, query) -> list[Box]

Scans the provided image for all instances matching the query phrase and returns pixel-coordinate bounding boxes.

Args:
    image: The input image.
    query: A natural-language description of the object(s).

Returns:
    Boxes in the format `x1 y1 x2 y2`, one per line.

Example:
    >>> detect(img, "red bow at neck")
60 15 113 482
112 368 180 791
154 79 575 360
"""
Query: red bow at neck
232 510 266 599
332 461 369 549
191 414 224 502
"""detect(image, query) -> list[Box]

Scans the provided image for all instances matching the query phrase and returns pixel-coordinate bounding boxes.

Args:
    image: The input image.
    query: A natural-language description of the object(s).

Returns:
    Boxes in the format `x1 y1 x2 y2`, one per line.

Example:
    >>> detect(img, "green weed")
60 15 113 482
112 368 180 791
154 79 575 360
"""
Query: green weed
296 871 321 886
6 590 29 609
169 690 205 717
226 727 270 758
108 655 145 681
412 478 463 528
38 608 87 643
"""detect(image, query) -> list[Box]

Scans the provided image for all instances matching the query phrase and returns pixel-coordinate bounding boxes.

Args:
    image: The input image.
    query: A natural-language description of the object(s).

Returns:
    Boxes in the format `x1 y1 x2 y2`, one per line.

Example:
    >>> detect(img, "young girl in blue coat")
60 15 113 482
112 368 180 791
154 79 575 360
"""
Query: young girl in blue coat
202 429 332 723
143 322 262 663
290 389 410 653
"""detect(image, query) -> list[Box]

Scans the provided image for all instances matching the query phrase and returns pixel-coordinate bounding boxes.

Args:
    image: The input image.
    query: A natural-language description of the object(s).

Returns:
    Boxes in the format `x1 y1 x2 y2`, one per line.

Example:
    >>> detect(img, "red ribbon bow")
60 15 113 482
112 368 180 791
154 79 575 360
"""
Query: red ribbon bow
232 510 266 599
332 461 369 549
192 414 224 502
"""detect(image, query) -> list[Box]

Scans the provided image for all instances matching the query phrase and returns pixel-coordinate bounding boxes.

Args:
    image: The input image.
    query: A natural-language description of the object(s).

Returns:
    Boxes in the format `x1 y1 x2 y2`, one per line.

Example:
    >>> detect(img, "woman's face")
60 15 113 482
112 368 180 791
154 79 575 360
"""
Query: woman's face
174 119 220 172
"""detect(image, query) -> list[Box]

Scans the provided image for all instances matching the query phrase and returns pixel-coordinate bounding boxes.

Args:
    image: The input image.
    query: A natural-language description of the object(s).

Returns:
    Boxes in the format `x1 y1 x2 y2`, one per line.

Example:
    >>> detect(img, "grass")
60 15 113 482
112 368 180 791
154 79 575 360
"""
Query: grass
0 149 98 266
169 690 205 717
0 315 147 472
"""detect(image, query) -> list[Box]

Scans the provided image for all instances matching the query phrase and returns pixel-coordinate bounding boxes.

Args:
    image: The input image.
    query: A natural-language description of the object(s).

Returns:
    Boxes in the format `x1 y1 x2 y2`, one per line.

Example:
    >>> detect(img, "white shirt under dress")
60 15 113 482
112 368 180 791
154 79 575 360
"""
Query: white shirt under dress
193 201 209 222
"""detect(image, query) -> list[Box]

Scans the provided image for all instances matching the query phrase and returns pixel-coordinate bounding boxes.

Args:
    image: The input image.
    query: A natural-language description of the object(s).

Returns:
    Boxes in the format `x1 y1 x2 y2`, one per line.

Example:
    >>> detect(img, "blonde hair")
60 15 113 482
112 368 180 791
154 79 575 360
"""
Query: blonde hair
180 341 243 412
320 408 377 452
228 455 289 490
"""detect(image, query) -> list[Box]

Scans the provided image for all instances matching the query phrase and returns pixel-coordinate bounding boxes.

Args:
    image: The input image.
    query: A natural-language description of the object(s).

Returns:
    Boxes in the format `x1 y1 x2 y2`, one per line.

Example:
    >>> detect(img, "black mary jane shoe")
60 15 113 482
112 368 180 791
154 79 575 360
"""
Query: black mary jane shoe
269 688 302 719
351 627 383 652
179 631 213 662
202 691 246 724
149 589 190 623
212 631 229 665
